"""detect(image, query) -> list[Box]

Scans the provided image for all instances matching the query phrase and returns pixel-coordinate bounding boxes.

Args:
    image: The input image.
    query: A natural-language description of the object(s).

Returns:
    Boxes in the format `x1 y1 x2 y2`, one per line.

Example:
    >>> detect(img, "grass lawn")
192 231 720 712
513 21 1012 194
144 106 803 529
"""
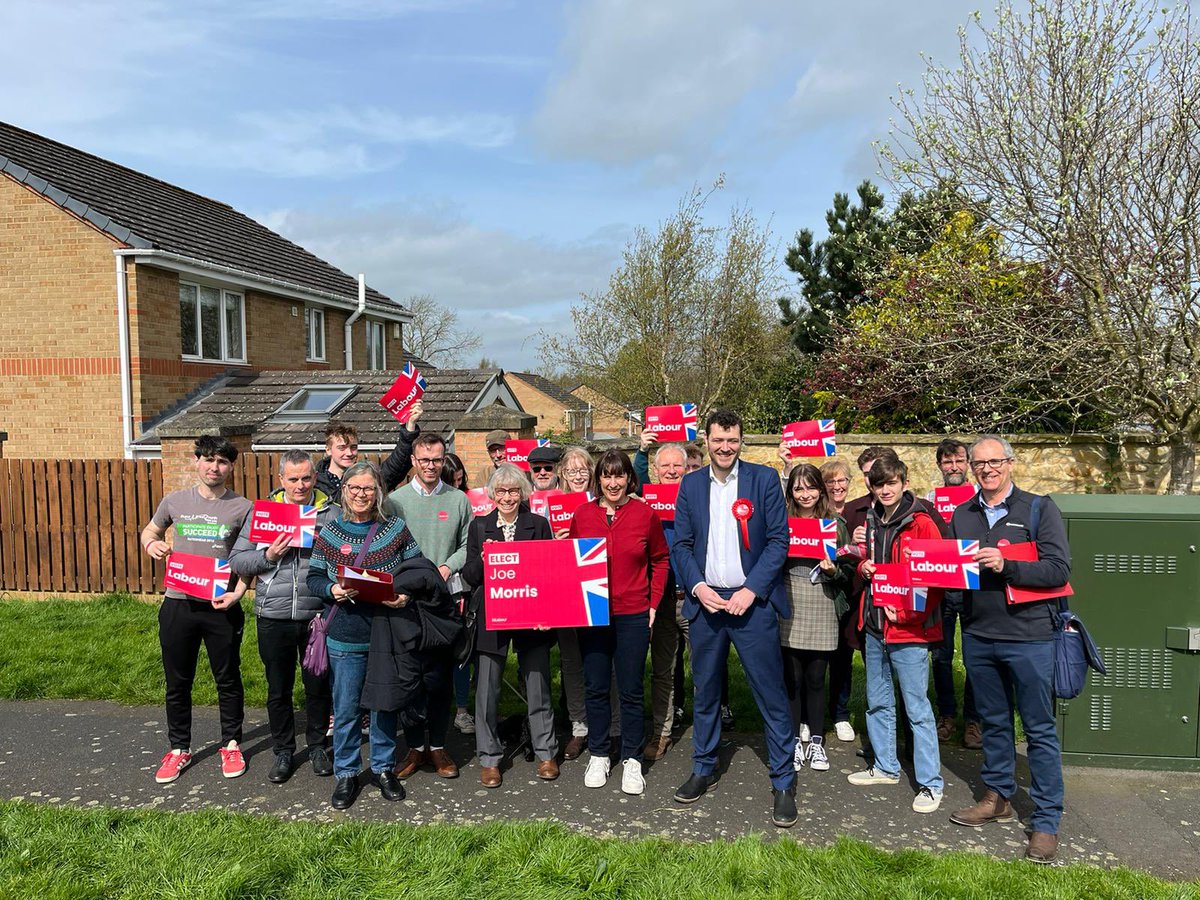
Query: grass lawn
0 801 1192 900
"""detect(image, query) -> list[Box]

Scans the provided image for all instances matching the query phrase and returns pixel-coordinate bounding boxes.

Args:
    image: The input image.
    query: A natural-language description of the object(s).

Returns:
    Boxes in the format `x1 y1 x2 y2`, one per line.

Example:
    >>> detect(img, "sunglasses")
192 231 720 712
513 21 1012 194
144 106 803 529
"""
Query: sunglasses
530 464 555 473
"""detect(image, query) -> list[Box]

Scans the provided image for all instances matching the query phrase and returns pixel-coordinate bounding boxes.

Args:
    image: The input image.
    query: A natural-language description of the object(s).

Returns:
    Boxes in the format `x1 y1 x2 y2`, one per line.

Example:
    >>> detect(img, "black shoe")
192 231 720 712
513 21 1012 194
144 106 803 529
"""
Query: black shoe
331 775 360 810
772 786 798 828
720 705 735 730
673 773 719 804
309 746 333 777
371 770 406 802
268 751 294 784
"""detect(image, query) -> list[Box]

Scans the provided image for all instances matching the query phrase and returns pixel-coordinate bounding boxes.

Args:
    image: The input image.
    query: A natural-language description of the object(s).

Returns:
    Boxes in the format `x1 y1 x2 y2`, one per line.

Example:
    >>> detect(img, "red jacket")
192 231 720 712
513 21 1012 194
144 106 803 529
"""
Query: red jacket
856 499 944 644
569 497 669 616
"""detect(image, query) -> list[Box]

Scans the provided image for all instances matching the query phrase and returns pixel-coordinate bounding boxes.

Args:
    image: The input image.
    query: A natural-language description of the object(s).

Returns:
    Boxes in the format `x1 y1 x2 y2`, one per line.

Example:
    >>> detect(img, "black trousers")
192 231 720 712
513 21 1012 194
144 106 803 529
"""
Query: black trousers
159 598 244 750
256 616 331 754
403 650 453 749
781 647 830 737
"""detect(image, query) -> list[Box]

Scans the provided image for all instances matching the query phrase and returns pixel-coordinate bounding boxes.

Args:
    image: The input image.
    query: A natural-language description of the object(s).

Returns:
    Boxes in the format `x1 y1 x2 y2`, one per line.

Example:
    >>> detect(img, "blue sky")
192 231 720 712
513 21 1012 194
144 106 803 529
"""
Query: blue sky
2 0 969 369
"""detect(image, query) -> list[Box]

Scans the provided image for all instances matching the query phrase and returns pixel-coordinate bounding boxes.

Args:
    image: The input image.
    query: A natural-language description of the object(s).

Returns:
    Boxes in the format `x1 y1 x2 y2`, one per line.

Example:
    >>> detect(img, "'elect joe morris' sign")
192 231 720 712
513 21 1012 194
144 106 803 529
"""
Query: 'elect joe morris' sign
483 538 609 630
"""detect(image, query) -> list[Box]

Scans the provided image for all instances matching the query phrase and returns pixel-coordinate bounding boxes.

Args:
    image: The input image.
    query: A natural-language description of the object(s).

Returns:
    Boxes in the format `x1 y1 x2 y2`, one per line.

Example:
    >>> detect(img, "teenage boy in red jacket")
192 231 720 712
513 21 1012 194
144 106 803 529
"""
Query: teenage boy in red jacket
847 456 945 814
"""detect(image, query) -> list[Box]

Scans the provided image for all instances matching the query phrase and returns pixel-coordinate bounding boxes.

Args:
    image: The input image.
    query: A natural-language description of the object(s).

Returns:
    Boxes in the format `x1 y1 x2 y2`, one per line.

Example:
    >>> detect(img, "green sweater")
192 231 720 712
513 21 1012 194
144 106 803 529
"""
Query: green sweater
382 484 472 573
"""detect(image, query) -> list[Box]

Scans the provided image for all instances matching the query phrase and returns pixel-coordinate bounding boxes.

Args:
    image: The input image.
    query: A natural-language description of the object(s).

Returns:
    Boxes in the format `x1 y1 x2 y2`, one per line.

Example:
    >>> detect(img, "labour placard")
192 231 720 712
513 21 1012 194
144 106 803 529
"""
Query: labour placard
505 439 549 472
641 483 680 522
247 500 318 548
643 404 698 441
932 485 976 523
465 487 495 518
164 552 233 602
870 563 928 612
545 490 590 531
905 539 981 590
378 362 427 424
787 517 839 561
781 420 837 458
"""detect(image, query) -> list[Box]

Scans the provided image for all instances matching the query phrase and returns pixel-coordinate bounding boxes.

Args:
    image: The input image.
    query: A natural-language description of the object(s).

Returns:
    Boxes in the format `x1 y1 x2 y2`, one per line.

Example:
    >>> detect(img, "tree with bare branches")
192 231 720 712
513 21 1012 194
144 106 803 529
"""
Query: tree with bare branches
403 294 482 367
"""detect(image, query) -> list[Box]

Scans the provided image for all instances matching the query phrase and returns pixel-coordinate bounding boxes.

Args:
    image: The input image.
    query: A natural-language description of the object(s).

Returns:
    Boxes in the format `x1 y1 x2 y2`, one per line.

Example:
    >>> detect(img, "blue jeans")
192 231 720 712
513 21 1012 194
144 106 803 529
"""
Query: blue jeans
579 611 650 760
932 592 977 721
327 645 398 779
863 633 943 792
963 634 1063 834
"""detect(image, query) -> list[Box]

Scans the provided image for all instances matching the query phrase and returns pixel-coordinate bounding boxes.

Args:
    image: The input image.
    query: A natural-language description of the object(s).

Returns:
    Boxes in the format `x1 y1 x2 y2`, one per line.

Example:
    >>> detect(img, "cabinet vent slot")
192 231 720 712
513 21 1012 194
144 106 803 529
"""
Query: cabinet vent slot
1092 554 1176 575
1088 695 1113 731
1096 647 1172 690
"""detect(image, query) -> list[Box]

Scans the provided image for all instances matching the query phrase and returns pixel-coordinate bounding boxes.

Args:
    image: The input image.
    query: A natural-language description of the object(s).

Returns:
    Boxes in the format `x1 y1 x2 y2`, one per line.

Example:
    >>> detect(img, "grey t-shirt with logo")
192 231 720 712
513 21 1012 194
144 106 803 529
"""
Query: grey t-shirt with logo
151 486 252 600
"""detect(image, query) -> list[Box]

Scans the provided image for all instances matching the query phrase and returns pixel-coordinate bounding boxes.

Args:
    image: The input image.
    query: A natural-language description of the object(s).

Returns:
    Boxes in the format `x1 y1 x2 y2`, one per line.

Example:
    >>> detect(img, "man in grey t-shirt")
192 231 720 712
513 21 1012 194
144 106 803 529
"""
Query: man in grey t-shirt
141 436 252 784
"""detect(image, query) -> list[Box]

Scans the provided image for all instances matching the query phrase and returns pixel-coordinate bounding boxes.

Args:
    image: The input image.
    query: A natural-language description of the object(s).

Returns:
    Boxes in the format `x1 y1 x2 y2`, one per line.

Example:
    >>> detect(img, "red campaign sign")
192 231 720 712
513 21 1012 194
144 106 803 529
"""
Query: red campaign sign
933 484 976 523
247 500 318 548
787 517 839 561
870 563 929 612
484 538 609 630
164 552 232 602
642 482 680 522
642 403 698 441
781 419 837 458
905 539 981 590
998 541 1075 605
545 490 590 530
505 439 548 472
378 362 427 424
336 565 395 604
530 488 563 519
465 487 495 518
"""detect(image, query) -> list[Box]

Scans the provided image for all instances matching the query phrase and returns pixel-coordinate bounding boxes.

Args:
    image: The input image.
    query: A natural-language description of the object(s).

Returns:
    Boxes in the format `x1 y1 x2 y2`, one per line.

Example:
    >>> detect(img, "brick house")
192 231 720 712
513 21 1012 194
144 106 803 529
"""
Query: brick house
569 382 642 438
505 371 591 437
0 122 409 459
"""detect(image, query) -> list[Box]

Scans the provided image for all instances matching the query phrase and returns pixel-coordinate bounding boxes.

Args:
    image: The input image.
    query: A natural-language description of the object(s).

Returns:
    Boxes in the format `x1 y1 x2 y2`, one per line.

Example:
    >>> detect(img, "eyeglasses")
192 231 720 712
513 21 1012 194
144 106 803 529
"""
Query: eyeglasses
530 464 554 473
969 457 1013 471
345 485 377 496
563 468 590 477
494 487 522 497
824 478 850 486
414 457 445 467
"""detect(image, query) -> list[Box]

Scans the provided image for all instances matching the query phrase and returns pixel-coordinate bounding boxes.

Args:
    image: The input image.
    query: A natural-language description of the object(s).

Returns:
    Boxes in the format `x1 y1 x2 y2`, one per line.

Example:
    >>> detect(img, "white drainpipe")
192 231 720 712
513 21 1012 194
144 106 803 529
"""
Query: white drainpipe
114 250 134 458
344 273 366 370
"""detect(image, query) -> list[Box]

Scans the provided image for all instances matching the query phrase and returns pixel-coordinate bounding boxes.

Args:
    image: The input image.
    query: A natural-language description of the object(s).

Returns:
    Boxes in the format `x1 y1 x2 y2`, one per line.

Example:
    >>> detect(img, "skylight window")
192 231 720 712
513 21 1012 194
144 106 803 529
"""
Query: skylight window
271 385 357 422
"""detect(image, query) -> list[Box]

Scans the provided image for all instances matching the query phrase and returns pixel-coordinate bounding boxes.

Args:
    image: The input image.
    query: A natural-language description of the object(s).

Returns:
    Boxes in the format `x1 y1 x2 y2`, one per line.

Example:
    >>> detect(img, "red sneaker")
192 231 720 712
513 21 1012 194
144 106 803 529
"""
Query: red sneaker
155 749 192 784
219 741 246 778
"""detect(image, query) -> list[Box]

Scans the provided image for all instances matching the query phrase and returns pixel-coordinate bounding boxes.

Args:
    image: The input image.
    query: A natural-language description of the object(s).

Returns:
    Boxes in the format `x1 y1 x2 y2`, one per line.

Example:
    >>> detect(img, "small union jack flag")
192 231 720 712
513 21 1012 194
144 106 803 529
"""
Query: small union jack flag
402 361 427 392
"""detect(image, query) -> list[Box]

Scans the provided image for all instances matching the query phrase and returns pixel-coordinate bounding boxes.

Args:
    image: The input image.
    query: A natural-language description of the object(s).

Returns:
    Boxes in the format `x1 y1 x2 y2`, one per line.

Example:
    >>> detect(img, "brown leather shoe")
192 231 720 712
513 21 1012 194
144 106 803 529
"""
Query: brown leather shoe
395 748 428 779
936 716 955 743
949 789 1015 827
1025 831 1058 864
430 747 459 779
962 720 984 749
643 735 673 761
562 734 587 761
536 759 560 780
480 766 501 788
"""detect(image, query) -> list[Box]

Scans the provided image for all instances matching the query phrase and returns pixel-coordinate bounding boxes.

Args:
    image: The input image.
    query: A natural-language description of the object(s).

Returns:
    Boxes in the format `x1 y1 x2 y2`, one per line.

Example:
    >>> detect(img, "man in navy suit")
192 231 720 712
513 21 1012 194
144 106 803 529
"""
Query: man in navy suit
670 408 796 827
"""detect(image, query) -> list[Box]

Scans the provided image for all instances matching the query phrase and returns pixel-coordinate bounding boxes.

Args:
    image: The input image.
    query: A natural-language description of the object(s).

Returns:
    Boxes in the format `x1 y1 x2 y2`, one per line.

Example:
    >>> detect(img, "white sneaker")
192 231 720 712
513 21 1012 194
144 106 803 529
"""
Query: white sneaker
834 720 855 742
584 755 611 788
798 723 811 743
913 786 943 814
806 736 829 772
454 710 476 735
792 737 806 771
621 758 645 795
847 766 900 786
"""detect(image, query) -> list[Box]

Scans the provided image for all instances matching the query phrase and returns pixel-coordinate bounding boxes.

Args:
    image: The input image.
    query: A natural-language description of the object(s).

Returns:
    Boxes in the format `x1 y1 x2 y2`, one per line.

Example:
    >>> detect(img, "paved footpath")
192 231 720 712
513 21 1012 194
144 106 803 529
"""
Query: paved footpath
2 699 1198 882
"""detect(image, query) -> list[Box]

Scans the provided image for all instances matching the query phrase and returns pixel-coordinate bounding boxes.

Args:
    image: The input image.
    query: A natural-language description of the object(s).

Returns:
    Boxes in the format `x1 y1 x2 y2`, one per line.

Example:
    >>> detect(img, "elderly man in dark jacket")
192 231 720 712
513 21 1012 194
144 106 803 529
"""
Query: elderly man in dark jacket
229 450 338 783
948 435 1072 865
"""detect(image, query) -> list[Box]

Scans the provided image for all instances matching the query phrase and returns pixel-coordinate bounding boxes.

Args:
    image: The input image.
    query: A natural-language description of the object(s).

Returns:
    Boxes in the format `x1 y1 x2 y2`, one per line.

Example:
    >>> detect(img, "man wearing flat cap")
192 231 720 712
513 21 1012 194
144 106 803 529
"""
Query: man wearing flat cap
528 445 563 492
475 430 510 487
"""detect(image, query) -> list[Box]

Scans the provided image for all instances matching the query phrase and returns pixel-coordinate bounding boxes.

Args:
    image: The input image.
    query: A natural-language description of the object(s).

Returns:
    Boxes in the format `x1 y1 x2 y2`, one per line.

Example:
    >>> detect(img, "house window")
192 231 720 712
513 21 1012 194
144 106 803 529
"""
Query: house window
179 282 246 363
270 385 357 423
366 320 387 370
305 307 326 361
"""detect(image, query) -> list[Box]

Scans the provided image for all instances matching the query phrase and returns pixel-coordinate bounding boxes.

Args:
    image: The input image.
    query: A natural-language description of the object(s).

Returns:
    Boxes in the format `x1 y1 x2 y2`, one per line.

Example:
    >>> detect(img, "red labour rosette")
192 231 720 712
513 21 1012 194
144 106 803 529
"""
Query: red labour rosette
731 498 753 550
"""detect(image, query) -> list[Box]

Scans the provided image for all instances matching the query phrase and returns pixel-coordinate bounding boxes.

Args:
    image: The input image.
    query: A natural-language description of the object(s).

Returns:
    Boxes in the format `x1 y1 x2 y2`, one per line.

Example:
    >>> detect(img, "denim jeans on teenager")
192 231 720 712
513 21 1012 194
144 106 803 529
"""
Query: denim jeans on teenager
963 634 1063 834
579 611 651 760
932 592 977 722
327 645 398 779
863 632 943 793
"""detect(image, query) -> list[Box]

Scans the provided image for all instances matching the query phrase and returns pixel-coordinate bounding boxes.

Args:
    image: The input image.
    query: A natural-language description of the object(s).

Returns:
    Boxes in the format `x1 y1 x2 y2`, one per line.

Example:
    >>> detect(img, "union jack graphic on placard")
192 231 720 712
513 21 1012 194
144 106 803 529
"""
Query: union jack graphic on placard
911 586 929 613
955 540 980 556
643 403 699 441
295 505 318 548
679 403 698 440
211 559 232 598
574 537 610 626
574 537 608 568
402 361 427 392
378 362 428 424
906 539 982 590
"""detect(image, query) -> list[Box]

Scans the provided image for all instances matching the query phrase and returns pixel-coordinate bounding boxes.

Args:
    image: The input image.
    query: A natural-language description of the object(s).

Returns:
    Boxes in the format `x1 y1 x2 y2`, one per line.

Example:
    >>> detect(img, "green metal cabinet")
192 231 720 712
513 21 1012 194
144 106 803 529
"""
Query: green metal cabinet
1054 494 1200 770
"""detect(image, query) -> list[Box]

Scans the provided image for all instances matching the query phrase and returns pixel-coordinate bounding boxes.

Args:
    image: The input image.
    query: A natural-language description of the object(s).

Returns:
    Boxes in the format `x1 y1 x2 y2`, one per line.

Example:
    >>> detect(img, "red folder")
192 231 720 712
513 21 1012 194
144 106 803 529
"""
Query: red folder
336 565 395 604
998 541 1074 605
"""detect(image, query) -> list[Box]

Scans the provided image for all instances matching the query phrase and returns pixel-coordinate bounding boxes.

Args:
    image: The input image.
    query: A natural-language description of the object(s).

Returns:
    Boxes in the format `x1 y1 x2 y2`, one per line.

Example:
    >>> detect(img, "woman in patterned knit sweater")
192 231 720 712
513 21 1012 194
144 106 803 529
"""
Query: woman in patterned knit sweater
307 460 422 811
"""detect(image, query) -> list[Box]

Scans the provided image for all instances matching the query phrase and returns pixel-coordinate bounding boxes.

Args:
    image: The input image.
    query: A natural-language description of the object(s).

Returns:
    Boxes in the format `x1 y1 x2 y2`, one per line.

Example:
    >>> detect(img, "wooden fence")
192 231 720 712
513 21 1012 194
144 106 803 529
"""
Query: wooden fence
0 452 392 595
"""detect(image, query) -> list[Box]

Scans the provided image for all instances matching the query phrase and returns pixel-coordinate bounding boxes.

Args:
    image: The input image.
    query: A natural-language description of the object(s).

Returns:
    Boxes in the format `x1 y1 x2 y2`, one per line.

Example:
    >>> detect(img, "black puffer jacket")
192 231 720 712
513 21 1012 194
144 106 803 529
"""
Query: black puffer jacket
315 421 421 503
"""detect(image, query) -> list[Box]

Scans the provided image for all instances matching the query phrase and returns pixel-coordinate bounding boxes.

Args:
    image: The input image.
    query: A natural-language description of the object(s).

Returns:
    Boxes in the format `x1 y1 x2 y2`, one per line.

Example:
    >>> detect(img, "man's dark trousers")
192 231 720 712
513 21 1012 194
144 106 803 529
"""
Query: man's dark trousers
257 617 331 754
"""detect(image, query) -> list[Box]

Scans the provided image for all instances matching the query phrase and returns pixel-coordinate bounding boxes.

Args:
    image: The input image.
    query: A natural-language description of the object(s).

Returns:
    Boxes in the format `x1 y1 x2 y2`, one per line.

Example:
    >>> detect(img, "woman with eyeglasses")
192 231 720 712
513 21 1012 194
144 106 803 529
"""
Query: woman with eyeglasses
460 463 559 788
820 459 853 517
554 445 594 761
307 460 422 810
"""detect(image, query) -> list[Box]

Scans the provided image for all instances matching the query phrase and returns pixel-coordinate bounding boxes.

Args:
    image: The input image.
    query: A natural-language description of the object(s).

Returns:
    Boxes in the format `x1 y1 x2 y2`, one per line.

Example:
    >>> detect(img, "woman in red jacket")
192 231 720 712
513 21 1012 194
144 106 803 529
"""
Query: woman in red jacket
847 455 945 815
569 449 669 796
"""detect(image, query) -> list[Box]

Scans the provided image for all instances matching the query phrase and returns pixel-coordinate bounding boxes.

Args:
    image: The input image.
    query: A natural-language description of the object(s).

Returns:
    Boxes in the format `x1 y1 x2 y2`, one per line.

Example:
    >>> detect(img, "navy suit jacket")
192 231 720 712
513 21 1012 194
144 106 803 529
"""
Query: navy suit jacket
671 459 790 621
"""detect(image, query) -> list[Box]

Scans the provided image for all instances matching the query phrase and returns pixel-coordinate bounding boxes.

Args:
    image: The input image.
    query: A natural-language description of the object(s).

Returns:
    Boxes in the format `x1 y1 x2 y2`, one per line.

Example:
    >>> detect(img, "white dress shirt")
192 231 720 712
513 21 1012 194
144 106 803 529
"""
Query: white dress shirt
411 477 449 497
702 461 747 590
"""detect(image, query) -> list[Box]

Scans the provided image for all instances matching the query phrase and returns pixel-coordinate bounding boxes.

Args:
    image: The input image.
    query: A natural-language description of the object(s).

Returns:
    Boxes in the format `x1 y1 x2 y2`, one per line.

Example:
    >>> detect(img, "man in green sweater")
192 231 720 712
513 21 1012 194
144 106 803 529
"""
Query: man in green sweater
384 432 472 779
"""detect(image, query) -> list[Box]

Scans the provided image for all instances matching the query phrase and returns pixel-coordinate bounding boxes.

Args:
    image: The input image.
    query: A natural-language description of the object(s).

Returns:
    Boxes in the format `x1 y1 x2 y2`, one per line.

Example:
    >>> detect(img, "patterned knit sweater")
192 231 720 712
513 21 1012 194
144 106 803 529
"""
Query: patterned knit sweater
307 515 422 649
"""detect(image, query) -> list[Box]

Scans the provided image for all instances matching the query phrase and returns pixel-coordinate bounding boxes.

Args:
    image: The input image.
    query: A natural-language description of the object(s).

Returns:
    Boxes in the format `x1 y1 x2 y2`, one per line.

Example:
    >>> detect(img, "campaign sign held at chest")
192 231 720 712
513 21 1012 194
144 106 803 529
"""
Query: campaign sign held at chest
545 490 590 530
164 552 232 602
787 517 839 561
484 538 609 630
642 483 680 522
505 439 549 472
905 539 981 589
643 403 698 441
247 500 318 548
870 563 928 612
378 362 427 424
465 487 495 517
781 420 837 458
933 485 976 523
530 488 563 519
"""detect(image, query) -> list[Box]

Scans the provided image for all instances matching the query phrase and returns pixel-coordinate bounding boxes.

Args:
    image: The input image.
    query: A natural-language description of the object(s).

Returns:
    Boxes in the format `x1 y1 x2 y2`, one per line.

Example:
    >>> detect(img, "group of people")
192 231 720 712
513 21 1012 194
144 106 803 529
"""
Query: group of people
141 403 1071 864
